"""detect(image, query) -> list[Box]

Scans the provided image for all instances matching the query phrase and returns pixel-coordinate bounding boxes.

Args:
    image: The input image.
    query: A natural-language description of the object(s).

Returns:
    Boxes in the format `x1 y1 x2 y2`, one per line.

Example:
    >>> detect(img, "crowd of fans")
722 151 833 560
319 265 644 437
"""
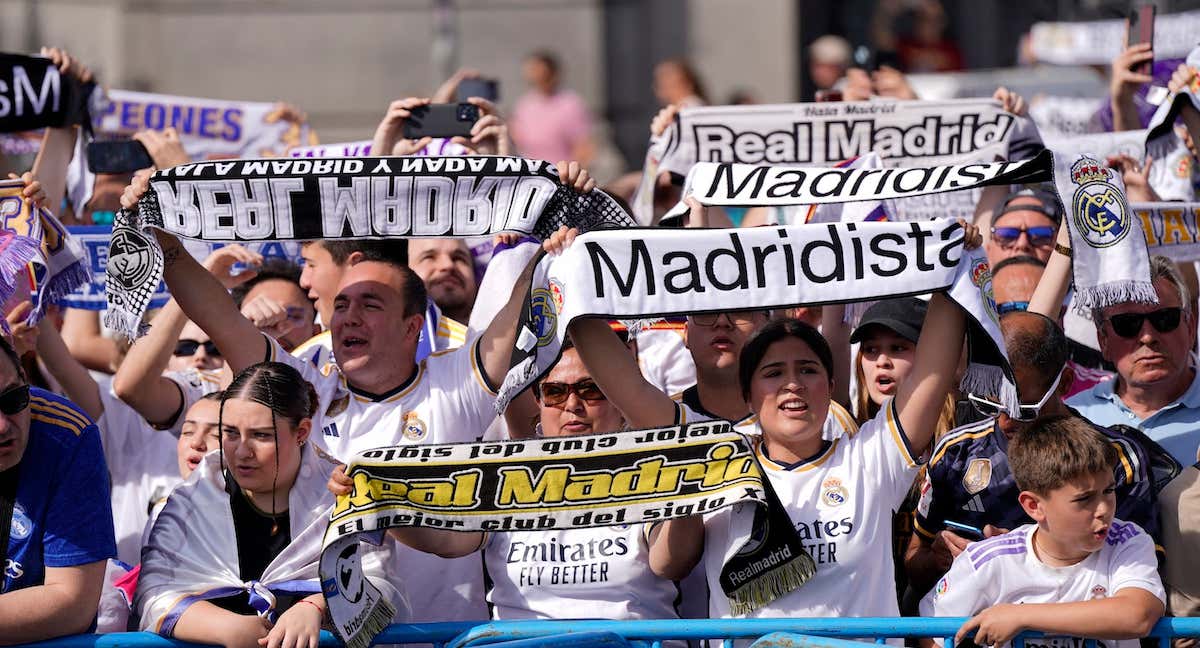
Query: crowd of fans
3 7 1200 648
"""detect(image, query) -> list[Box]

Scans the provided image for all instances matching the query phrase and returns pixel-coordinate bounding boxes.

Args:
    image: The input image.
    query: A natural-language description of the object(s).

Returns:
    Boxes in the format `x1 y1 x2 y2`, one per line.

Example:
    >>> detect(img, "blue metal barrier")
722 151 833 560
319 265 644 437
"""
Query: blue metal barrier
13 618 1200 648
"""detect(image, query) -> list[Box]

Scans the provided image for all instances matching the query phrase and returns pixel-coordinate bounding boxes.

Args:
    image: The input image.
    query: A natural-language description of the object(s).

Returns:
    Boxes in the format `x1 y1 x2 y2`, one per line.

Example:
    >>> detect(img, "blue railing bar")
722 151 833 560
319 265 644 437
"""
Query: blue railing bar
749 632 892 648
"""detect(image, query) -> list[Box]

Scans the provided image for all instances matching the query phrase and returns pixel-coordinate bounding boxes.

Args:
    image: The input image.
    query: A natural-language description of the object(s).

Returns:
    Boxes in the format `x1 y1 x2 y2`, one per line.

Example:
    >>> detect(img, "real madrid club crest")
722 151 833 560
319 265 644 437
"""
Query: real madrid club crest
402 411 428 442
962 458 992 495
529 284 560 348
969 258 999 325
821 476 848 507
1071 156 1131 248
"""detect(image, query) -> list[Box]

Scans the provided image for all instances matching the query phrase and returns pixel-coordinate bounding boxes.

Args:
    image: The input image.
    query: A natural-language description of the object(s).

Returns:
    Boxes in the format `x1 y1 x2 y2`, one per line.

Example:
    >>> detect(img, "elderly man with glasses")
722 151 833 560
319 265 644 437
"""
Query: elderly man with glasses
903 311 1167 601
1069 256 1200 468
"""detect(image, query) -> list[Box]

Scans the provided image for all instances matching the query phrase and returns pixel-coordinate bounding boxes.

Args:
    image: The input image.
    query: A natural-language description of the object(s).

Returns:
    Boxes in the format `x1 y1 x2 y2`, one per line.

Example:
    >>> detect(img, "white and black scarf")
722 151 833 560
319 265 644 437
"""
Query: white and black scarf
104 155 633 336
633 99 1042 224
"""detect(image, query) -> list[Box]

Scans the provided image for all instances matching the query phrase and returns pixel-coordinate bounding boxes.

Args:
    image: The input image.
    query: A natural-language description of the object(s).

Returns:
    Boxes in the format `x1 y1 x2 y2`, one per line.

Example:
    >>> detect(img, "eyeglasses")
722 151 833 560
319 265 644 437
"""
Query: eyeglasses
688 311 764 328
968 366 1064 422
0 384 30 416
174 339 221 357
996 301 1029 315
1105 307 1183 339
538 380 607 406
990 226 1056 248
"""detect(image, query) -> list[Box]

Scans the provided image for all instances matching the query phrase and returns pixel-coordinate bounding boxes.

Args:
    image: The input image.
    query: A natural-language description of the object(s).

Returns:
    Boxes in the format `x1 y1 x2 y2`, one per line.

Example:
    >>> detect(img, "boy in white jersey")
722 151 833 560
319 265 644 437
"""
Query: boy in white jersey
920 415 1164 648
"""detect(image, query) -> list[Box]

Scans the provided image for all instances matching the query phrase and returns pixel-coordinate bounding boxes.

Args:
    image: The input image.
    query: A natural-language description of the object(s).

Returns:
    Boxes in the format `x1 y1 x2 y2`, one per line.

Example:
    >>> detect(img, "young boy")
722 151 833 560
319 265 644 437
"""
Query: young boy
919 414 1165 648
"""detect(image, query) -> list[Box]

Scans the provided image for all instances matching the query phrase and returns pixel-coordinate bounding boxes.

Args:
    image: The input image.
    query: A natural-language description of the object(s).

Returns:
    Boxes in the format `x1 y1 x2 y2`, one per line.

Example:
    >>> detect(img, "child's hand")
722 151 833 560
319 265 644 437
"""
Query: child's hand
956 603 1027 647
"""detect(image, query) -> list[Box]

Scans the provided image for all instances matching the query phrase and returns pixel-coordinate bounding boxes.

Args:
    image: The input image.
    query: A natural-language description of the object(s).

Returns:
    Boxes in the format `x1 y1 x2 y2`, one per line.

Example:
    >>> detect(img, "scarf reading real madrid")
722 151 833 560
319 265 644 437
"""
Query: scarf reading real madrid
103 155 634 337
319 422 805 648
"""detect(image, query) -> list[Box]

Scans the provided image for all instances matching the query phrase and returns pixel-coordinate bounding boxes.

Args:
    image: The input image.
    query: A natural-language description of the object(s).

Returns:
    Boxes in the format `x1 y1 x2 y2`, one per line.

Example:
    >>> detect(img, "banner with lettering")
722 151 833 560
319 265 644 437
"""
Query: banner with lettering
1133 202 1200 262
1030 10 1200 65
632 99 1042 224
288 138 468 158
320 422 814 648
62 224 303 310
0 53 94 133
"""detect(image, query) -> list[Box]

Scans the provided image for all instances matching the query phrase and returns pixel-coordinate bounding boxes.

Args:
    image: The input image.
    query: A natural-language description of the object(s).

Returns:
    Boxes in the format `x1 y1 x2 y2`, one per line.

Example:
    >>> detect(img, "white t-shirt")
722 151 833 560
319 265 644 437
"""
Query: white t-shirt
703 400 919 620
96 377 196 566
270 334 495 623
636 327 696 397
483 525 679 621
919 521 1165 648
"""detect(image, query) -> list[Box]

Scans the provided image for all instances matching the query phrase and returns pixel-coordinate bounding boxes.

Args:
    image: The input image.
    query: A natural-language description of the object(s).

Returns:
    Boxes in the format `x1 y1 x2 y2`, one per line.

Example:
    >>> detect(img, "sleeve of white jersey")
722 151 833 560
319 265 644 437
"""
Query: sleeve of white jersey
919 550 989 620
859 398 923 509
431 335 498 443
160 369 221 434
1108 522 1167 604
264 335 338 413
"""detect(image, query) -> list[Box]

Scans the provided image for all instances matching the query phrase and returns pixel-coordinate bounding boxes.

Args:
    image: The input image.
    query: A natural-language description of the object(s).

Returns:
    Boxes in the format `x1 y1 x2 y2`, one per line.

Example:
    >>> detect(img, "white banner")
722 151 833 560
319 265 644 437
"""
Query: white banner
1030 10 1200 65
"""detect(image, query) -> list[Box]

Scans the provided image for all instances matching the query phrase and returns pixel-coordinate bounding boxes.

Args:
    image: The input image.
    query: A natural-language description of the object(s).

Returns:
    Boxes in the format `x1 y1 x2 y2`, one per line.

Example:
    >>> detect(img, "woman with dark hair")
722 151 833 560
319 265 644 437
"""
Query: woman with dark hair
378 338 682 621
559 223 981 620
137 362 402 648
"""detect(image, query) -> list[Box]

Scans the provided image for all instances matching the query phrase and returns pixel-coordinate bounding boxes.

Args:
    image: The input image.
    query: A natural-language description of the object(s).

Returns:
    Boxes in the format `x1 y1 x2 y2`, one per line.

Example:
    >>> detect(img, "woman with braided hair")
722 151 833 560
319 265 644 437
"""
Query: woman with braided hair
136 362 404 648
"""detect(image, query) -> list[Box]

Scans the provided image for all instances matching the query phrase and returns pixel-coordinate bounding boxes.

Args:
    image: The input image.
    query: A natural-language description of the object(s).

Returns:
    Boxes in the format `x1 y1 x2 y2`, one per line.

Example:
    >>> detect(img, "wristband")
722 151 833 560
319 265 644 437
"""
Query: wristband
297 599 324 615
1054 242 1072 258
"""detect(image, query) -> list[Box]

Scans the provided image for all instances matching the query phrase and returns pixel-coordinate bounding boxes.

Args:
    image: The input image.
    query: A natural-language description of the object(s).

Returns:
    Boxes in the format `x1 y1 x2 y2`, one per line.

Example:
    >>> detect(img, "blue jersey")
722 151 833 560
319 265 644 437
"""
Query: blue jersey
914 412 1166 548
3 389 116 593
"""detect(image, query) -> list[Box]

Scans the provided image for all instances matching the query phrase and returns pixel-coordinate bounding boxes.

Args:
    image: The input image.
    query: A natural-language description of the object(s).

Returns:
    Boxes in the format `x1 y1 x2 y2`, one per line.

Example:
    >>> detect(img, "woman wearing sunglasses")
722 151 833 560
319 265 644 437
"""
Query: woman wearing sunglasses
384 339 683 622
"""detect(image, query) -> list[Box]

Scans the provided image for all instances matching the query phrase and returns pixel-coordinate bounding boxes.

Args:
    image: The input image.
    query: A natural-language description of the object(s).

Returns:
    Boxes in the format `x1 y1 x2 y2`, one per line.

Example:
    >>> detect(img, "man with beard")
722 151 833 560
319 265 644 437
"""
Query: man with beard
407 239 479 324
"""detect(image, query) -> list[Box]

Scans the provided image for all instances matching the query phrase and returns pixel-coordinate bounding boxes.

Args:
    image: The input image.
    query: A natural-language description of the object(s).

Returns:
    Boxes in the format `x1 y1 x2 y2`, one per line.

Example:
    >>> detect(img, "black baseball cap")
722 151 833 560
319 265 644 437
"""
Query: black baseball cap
850 297 928 345
996 187 1063 224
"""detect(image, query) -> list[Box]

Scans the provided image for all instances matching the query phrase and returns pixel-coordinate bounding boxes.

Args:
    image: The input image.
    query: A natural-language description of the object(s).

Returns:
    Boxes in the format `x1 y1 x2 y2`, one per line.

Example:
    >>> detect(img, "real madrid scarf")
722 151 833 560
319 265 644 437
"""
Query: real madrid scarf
496 219 1017 421
104 156 633 337
0 180 90 322
632 98 1039 224
1146 45 1200 171
0 53 94 133
320 421 806 648
662 150 1156 315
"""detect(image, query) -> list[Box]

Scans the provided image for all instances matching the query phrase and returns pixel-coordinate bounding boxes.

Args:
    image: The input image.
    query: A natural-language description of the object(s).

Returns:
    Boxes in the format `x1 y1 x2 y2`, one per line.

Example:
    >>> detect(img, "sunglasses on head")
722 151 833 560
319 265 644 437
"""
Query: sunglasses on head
0 384 30 416
990 226 1056 248
538 380 607 406
968 366 1064 422
174 339 221 357
1105 307 1182 339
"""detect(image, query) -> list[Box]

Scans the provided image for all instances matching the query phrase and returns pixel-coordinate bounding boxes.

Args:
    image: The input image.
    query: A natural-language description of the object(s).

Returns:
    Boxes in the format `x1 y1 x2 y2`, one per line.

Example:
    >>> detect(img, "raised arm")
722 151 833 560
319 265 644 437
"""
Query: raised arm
894 225 981 456
1169 64 1200 147
476 161 599 389
110 298 189 428
34 316 102 420
119 174 267 374
30 47 93 219
59 309 121 374
1027 222 1072 319
822 303 851 409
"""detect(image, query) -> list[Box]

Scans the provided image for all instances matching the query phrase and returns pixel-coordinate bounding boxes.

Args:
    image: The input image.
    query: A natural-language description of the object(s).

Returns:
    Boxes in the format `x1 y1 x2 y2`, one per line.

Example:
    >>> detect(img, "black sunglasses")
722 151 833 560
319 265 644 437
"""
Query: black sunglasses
538 380 607 406
0 384 30 416
174 339 221 357
1105 308 1183 339
990 226 1056 247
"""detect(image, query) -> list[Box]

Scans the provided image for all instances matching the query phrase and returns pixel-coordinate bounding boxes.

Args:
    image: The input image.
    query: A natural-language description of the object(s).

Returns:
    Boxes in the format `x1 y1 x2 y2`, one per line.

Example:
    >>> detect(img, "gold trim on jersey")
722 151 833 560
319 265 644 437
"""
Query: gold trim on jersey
31 396 90 430
884 400 917 468
437 316 468 346
293 330 332 356
929 419 995 467
912 516 937 539
346 362 426 404
755 434 840 472
468 338 498 396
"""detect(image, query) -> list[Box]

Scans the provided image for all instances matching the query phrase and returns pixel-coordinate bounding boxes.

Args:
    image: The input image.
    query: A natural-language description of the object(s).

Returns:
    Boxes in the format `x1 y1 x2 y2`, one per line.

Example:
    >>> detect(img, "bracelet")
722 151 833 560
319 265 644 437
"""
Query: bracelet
297 599 324 615
1054 242 1073 258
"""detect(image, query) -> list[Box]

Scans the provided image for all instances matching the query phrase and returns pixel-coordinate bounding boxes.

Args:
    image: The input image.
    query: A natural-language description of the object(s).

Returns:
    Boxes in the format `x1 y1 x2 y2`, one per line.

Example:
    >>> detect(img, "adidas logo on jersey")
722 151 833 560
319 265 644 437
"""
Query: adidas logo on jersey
323 423 340 438
961 494 985 513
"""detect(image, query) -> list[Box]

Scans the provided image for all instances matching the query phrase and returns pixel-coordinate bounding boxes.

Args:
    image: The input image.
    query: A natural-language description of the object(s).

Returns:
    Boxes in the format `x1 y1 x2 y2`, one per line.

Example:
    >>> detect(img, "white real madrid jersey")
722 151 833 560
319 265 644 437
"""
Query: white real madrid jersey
271 334 496 623
703 400 920 621
483 525 680 621
919 521 1164 648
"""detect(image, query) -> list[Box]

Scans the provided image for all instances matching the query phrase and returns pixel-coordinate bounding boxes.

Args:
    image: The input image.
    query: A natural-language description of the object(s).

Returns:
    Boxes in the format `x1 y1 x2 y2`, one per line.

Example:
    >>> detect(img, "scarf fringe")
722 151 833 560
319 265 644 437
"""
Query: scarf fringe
960 363 1022 414
30 259 91 322
1070 281 1159 313
0 235 41 308
341 599 395 648
104 306 148 341
726 555 817 616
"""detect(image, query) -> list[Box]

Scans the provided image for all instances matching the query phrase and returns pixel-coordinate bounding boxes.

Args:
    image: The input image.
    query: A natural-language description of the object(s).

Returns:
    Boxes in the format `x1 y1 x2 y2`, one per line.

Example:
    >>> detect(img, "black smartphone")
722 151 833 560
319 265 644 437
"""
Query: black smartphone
1127 4 1156 75
86 140 154 174
403 103 480 140
944 520 985 541
456 78 499 103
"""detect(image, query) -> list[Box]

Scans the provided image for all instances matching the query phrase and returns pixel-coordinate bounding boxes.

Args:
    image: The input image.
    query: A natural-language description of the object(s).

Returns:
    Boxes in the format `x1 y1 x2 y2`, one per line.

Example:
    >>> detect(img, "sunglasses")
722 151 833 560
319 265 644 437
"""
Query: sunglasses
0 384 30 416
688 311 764 327
1104 307 1183 339
990 226 1056 247
538 380 607 406
174 339 221 357
968 367 1064 422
